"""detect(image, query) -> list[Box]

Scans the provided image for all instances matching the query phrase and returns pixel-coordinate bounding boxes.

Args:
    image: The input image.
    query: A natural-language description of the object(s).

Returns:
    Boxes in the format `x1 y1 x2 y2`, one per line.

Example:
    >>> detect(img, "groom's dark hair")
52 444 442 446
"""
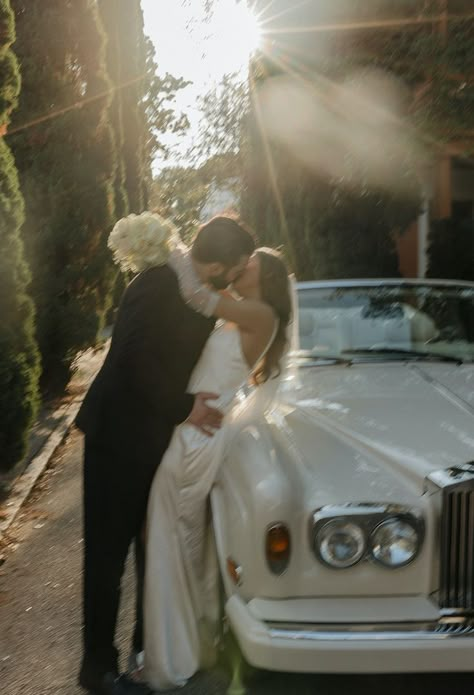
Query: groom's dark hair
191 214 256 266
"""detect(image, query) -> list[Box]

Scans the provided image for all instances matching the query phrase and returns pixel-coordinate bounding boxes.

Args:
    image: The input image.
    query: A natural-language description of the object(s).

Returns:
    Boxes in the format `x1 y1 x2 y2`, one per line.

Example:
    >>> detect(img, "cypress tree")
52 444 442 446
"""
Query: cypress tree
97 0 129 222
9 0 117 392
100 0 191 213
97 0 131 315
98 1 190 312
0 0 40 471
112 0 149 213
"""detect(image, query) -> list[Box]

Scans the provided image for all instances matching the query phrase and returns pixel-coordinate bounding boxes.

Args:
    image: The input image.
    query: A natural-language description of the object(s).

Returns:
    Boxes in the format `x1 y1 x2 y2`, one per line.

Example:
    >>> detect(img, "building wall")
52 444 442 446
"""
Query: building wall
396 222 419 278
452 167 474 203
399 158 474 278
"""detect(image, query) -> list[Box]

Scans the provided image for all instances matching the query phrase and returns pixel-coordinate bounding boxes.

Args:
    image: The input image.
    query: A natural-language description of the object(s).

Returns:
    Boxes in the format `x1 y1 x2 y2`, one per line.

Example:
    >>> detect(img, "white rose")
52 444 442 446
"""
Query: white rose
133 216 147 239
143 221 159 243
108 211 180 274
151 223 166 245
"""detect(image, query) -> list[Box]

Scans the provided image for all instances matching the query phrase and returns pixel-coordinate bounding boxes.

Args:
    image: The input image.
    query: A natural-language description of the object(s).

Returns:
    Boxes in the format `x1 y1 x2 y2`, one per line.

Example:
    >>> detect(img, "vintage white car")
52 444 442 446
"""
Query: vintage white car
211 279 474 674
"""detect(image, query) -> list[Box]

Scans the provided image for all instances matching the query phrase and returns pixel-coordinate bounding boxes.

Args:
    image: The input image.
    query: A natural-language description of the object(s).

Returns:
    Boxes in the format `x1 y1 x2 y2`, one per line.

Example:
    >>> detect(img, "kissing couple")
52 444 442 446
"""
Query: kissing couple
76 213 292 694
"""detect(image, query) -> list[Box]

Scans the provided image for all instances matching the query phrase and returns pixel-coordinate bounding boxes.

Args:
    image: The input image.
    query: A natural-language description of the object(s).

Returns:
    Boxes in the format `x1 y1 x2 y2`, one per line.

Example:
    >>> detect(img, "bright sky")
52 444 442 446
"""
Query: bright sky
141 0 261 168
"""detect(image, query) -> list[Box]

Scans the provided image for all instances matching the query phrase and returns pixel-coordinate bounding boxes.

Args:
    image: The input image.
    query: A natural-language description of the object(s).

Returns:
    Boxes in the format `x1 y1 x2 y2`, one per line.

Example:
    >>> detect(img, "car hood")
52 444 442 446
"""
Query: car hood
275 362 474 500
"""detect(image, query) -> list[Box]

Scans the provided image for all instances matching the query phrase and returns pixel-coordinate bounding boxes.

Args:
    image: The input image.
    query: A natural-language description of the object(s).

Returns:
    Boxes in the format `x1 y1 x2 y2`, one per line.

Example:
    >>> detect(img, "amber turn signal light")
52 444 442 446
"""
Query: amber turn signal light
266 523 291 575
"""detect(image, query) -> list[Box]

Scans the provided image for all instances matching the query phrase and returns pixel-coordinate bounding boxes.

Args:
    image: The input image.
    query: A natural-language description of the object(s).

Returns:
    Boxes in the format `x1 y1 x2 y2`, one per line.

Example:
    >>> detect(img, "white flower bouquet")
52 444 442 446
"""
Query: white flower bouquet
108 211 181 274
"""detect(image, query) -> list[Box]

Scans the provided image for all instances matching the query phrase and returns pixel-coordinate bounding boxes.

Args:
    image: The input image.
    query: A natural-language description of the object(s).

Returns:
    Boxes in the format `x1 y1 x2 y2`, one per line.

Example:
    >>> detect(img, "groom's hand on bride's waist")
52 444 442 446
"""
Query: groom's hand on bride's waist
186 392 223 436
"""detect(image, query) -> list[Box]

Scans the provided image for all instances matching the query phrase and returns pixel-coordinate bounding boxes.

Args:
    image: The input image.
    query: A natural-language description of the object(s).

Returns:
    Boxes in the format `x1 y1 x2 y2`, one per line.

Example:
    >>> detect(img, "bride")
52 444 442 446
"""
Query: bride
143 247 291 690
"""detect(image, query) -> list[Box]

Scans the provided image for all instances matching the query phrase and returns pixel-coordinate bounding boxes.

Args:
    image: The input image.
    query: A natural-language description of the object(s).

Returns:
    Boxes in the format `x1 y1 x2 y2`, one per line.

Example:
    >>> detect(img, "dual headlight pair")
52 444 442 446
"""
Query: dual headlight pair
313 506 424 569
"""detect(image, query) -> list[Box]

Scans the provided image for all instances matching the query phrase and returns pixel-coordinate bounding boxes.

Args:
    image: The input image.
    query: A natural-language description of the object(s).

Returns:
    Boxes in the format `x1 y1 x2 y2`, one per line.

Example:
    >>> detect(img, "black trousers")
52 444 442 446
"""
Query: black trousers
81 438 154 677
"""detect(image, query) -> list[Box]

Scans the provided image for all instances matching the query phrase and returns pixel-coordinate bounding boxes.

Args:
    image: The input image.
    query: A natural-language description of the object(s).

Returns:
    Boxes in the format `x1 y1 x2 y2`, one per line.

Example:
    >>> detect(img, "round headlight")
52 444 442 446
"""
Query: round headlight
370 518 419 567
316 519 366 568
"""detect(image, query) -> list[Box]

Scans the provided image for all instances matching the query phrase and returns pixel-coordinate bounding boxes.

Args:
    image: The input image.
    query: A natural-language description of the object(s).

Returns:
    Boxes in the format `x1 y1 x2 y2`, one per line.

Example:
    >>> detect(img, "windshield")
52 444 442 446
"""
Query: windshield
296 284 474 364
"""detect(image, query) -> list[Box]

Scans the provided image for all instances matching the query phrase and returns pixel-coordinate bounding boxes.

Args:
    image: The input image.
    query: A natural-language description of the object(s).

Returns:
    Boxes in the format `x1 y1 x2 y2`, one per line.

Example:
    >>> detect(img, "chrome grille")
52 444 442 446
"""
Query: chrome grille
436 467 474 611
435 620 474 635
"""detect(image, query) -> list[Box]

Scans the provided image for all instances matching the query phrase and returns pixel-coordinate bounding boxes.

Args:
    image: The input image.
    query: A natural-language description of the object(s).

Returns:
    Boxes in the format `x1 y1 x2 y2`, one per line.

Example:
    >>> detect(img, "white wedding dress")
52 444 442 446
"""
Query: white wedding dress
143 319 277 690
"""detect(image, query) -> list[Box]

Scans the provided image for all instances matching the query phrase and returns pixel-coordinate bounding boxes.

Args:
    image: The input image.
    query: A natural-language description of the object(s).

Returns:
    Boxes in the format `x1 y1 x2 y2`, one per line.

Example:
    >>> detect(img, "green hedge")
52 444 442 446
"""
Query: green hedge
0 0 40 472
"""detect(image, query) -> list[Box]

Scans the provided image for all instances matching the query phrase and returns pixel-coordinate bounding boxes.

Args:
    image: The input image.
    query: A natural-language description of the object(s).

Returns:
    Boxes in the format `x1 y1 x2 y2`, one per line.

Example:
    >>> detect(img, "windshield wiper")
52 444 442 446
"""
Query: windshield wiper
294 351 352 365
340 348 463 365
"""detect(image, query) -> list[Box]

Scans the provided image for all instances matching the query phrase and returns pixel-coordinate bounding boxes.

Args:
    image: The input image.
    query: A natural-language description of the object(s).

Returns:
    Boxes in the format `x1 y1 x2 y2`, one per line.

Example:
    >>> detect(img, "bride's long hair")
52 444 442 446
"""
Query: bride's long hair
252 248 292 385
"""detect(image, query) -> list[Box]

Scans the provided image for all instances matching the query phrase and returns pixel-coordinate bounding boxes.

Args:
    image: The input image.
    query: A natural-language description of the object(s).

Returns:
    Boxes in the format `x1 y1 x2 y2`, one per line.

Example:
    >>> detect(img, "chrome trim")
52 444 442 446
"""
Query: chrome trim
235 566 243 586
428 463 474 490
316 519 366 569
297 279 474 291
310 503 424 569
264 616 474 642
266 617 474 642
428 466 474 611
313 503 423 524
371 518 420 569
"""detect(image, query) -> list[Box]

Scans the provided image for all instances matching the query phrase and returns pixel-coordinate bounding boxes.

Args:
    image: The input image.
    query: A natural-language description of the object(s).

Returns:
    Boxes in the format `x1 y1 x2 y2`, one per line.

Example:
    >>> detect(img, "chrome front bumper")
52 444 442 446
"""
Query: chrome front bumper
268 616 474 640
226 595 474 673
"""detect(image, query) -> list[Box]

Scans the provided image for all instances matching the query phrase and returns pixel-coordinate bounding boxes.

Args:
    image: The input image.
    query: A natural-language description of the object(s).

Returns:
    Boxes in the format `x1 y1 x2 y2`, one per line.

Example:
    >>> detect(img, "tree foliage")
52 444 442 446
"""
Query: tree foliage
195 2 428 277
351 2 474 149
243 133 420 278
241 1 474 276
96 0 129 222
243 60 422 277
100 0 189 215
9 0 117 392
151 152 239 242
143 36 190 167
98 1 189 310
149 70 250 242
151 165 208 243
0 0 40 471
111 0 148 214
189 72 249 167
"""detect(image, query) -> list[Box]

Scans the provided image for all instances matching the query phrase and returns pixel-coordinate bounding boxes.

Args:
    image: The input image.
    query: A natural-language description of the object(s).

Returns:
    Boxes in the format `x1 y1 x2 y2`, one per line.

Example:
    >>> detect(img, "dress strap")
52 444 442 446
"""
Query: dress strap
253 318 279 368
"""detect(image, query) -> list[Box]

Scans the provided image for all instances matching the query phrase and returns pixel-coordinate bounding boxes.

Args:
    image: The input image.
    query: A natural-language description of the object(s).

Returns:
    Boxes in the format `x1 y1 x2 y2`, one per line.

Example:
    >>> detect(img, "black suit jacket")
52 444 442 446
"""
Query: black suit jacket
76 265 215 469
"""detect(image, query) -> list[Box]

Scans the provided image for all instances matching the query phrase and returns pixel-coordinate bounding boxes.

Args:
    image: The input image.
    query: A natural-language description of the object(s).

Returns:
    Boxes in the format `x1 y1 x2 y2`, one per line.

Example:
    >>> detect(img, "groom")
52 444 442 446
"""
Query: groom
76 215 255 695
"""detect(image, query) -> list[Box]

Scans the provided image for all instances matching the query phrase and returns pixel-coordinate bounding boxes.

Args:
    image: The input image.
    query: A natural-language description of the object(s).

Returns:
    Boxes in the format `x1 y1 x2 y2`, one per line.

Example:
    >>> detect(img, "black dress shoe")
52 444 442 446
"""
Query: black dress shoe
80 670 153 695
78 669 115 695
109 674 154 695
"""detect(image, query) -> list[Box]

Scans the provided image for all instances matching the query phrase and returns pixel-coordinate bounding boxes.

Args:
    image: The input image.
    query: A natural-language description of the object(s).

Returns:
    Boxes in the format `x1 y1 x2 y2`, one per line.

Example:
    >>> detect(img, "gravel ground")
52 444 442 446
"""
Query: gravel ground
0 429 473 695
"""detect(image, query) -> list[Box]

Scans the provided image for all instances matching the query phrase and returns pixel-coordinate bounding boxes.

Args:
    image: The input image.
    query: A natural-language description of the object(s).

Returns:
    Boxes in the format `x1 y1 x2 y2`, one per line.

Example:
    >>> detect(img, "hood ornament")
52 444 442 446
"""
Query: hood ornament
427 462 474 490
447 462 474 478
